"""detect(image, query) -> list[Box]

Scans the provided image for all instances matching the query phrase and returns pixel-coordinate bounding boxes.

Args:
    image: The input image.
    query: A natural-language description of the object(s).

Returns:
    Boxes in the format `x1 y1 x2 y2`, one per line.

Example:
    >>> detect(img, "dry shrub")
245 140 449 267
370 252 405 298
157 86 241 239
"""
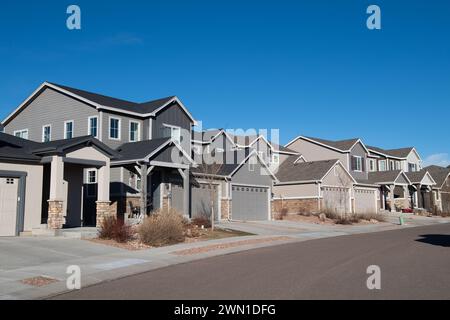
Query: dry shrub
191 215 211 228
357 213 386 222
138 208 185 246
275 207 288 220
98 216 133 243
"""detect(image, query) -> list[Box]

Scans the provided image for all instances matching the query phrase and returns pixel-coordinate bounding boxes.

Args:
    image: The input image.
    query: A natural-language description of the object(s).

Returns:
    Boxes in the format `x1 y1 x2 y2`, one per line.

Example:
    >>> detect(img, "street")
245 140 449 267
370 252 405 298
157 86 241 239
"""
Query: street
52 223 450 300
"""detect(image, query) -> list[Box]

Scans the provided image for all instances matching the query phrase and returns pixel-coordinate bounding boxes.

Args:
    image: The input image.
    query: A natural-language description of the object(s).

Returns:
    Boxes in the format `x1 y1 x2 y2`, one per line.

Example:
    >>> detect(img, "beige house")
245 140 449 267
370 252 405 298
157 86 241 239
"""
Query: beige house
0 133 117 236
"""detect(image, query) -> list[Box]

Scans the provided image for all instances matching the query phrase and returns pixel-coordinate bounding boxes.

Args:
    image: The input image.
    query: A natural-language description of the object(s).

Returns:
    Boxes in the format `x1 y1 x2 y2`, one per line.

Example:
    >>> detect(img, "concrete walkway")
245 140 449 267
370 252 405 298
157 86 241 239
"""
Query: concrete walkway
0 213 448 300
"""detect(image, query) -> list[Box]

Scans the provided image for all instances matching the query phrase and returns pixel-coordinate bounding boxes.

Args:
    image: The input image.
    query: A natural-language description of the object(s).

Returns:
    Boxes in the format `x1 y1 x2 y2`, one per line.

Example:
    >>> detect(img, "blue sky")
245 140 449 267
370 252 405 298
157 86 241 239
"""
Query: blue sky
0 0 449 166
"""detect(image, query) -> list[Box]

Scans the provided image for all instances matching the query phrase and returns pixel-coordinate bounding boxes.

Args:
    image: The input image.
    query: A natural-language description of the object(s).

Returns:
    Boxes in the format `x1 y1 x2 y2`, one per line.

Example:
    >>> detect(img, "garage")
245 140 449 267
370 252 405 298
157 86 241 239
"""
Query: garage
354 188 378 214
321 186 351 214
231 184 269 221
190 183 220 220
0 175 25 237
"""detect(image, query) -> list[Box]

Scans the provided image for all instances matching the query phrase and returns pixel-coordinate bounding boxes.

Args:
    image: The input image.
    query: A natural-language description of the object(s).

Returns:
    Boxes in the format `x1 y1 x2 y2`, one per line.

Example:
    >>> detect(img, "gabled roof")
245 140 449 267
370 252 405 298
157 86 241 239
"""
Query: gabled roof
0 133 118 162
406 170 436 185
424 165 450 188
366 170 411 185
286 136 366 153
192 129 236 146
367 145 418 160
113 138 193 165
2 82 196 125
231 133 299 154
276 157 342 183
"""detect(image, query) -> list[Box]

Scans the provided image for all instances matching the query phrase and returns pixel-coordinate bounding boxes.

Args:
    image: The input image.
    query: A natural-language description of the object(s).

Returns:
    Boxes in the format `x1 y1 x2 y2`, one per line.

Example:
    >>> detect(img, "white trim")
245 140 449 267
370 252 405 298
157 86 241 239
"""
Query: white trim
13 129 29 139
163 123 181 144
1 82 197 126
352 155 363 172
148 118 153 140
86 169 97 184
98 111 103 142
108 116 121 141
231 182 270 188
272 196 319 200
87 116 99 138
368 158 376 172
293 155 307 164
42 124 52 142
378 159 387 171
129 120 141 142
285 136 364 154
64 120 74 139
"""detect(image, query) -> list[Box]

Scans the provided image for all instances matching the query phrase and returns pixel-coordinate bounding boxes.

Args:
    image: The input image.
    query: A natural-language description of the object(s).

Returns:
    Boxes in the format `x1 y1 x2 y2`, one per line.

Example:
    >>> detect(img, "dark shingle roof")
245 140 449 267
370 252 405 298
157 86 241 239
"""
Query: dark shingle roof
115 138 171 162
276 157 337 182
192 149 252 177
406 170 435 185
304 136 359 151
367 145 414 158
424 165 450 188
50 83 175 114
366 170 403 184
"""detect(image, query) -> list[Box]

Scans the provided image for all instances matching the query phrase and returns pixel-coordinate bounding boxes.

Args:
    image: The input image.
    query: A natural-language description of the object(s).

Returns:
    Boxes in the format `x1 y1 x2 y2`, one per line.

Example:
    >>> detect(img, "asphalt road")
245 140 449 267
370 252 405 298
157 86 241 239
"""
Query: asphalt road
52 223 450 300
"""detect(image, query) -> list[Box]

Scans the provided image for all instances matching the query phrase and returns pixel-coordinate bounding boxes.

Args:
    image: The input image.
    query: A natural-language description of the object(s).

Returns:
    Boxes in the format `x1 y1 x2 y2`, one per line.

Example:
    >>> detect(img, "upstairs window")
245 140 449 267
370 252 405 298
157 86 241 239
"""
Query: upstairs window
379 160 387 171
129 121 140 142
351 156 363 172
109 117 121 140
88 116 98 138
368 159 376 172
389 160 395 171
408 163 417 172
395 161 401 170
14 129 29 139
163 124 181 144
64 121 74 139
42 125 51 142
271 153 280 165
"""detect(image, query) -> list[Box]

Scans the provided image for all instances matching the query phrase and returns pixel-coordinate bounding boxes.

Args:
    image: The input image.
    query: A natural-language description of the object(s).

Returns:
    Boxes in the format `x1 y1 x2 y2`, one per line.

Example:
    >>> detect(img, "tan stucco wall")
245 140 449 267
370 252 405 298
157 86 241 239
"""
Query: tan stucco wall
273 183 319 198
287 139 348 167
322 164 354 187
66 146 110 163
0 162 43 231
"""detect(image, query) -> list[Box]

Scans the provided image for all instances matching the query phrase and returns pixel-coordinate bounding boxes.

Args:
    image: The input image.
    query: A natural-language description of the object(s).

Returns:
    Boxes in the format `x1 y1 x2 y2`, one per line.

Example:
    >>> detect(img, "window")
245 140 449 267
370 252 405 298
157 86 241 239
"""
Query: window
351 156 363 172
271 153 280 164
86 169 97 184
64 121 74 139
368 159 376 172
408 163 417 172
389 160 395 171
14 129 28 139
88 116 98 138
42 125 51 142
379 160 387 171
163 124 181 144
129 121 140 142
395 161 401 170
109 117 121 140
136 176 142 191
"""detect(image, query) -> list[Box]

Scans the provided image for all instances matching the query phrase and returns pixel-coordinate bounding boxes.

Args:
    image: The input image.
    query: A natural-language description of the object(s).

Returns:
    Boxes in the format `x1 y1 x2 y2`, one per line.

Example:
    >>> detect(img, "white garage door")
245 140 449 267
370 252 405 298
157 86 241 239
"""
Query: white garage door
231 185 269 221
354 188 377 214
321 187 350 215
0 177 19 237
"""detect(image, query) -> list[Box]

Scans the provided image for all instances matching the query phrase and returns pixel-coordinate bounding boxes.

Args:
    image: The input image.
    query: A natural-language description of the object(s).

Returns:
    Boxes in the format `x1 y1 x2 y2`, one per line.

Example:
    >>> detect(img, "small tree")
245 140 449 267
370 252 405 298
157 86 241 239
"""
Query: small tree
196 162 223 231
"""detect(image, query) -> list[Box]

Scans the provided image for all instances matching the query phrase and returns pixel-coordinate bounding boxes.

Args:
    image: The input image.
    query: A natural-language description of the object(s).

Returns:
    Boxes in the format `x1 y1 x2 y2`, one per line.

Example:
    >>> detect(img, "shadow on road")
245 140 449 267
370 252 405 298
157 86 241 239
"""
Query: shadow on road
416 234 450 247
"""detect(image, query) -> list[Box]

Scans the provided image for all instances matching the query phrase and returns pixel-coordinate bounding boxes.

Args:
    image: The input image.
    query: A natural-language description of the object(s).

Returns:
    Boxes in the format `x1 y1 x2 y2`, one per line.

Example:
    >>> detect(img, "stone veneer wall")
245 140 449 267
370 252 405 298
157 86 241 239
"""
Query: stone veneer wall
272 198 320 219
96 201 116 227
47 200 65 229
221 199 231 220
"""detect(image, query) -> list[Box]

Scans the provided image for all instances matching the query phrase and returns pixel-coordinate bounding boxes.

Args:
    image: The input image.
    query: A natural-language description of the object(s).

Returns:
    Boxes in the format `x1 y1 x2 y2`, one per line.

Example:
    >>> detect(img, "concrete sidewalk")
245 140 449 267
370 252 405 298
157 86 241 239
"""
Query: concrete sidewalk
1 214 448 300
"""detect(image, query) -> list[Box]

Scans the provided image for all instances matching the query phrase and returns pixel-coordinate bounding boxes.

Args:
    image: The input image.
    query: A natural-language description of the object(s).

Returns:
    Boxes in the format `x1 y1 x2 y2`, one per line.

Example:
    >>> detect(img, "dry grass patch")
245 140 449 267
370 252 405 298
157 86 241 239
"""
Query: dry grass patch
21 276 59 287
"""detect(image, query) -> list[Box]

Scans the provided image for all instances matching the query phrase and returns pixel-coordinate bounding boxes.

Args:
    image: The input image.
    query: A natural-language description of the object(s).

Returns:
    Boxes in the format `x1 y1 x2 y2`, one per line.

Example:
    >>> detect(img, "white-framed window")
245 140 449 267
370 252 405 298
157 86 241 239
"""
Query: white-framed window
408 162 417 172
14 129 28 139
129 121 140 142
368 159 376 172
109 117 121 140
352 156 363 172
64 120 74 139
379 160 387 171
166 125 181 144
271 153 280 164
42 125 51 142
86 169 97 184
88 116 98 138
395 161 401 170
389 160 395 171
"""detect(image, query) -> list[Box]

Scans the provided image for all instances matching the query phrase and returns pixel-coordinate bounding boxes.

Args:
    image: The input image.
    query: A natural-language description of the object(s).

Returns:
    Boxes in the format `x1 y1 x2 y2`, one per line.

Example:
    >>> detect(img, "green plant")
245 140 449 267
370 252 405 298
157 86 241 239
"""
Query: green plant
98 216 133 243
138 208 185 246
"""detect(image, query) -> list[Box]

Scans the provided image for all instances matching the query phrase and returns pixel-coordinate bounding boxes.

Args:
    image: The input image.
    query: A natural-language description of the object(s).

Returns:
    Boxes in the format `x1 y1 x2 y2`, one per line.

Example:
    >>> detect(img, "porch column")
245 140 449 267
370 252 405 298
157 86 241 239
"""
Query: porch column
183 168 190 218
140 163 148 217
96 163 112 227
389 185 395 212
416 184 423 208
47 156 65 230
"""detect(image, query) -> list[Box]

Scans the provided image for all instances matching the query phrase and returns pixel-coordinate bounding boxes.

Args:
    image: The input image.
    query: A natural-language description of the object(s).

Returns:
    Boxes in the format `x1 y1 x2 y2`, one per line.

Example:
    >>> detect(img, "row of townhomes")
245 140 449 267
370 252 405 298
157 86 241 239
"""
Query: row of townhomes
0 82 449 236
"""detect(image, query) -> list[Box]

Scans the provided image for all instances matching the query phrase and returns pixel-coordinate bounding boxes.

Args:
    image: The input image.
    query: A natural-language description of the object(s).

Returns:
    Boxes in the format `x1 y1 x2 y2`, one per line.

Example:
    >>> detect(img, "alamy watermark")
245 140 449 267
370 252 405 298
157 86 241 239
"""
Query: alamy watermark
367 5 381 30
66 265 81 290
366 265 381 290
66 5 81 30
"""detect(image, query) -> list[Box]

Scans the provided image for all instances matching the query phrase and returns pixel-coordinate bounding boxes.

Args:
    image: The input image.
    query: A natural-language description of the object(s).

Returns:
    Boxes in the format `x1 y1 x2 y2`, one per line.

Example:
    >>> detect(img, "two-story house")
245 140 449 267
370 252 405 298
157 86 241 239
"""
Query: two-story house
0 82 196 235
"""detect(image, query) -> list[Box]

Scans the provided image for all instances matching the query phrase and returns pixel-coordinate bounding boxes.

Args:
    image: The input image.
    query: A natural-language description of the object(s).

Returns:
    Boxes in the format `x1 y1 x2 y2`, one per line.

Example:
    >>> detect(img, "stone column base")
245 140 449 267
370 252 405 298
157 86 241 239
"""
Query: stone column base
47 200 65 230
96 201 114 227
220 199 231 220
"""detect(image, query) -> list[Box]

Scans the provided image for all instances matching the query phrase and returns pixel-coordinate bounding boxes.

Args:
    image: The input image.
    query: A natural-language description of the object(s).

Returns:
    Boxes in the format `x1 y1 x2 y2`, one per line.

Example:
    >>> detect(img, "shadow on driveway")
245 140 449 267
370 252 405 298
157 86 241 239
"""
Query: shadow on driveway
416 234 450 247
